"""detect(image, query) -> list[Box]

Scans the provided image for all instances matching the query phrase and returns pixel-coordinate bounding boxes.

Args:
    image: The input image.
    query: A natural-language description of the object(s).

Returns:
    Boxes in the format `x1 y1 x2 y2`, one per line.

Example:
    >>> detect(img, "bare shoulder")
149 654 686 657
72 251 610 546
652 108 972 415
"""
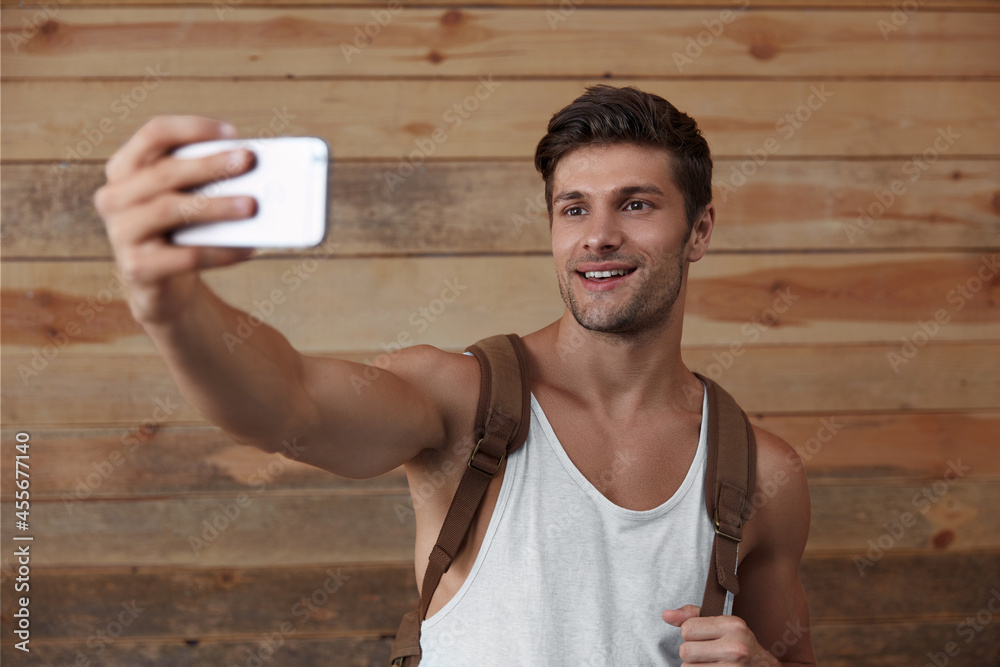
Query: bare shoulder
745 425 811 559
386 344 481 463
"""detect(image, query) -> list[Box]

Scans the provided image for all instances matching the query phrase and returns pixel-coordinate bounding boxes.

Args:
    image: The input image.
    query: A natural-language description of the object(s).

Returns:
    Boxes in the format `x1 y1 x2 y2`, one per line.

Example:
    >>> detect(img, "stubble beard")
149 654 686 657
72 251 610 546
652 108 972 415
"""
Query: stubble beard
558 253 687 339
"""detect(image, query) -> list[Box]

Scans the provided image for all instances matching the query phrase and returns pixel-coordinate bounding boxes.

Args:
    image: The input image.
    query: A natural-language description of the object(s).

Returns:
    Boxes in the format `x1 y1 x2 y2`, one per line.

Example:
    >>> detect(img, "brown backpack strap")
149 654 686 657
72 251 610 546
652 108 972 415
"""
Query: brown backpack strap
390 334 530 666
695 373 757 617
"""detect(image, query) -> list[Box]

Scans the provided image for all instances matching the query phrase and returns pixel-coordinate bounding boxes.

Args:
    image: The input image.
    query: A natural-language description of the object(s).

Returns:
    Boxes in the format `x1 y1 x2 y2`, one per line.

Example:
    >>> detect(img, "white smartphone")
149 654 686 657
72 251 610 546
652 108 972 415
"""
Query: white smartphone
170 136 329 248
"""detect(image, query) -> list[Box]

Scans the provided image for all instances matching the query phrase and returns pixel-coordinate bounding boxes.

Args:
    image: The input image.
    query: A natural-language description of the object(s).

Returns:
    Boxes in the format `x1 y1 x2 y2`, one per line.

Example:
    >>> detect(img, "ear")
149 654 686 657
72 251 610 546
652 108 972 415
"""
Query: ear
685 203 715 263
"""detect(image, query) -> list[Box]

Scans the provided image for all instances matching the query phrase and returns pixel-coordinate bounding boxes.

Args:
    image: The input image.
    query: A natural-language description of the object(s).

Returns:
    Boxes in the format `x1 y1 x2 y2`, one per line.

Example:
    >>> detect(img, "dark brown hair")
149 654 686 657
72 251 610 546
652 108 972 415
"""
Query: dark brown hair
534 85 712 230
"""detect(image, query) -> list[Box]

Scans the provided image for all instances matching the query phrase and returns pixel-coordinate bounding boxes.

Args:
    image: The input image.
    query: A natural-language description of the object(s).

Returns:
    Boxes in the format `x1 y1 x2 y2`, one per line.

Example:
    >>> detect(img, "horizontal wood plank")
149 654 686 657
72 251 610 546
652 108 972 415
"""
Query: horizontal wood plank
3 0 997 8
2 622 1000 667
0 564 417 639
0 638 397 667
753 412 1000 481
0 553 996 638
1 480 996 567
3 413 995 502
3 159 998 258
0 426 408 501
0 494 417 567
3 80 997 160
3 343 998 425
3 253 997 358
4 8 998 78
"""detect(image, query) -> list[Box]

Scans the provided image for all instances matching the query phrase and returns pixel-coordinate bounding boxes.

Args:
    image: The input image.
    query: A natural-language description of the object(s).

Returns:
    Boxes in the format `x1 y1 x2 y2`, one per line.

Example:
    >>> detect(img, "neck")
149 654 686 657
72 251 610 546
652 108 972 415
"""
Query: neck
537 309 701 417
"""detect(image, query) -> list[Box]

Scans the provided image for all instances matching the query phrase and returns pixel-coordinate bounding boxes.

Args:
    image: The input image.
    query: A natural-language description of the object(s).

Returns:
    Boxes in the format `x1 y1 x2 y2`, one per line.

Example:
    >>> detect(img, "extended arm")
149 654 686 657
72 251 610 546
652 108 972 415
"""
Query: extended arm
95 116 448 478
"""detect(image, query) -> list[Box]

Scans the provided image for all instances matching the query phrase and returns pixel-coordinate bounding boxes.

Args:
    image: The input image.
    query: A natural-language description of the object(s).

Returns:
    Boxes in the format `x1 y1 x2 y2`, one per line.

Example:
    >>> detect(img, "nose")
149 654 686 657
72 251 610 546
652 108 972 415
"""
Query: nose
583 209 623 254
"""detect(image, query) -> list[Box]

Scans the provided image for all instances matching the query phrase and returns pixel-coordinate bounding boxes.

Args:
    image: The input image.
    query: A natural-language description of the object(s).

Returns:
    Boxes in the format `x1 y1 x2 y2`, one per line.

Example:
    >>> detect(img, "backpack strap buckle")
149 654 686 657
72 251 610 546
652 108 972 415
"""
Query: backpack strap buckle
468 437 505 477
714 505 743 543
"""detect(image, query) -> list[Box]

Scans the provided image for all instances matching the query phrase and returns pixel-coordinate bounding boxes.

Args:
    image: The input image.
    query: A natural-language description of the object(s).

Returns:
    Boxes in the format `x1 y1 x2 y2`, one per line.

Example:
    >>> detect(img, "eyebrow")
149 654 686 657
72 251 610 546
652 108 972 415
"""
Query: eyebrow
552 184 666 205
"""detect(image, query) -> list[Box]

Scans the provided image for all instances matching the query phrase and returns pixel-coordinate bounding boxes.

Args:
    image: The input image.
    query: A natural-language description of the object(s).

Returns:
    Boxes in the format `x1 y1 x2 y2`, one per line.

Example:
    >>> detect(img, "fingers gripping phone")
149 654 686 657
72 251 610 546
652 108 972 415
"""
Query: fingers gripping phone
170 137 329 248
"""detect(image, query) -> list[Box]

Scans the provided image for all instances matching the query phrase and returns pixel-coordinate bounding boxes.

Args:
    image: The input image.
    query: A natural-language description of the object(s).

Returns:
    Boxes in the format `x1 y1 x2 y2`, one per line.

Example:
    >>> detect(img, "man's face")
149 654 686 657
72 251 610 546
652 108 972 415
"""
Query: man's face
549 142 708 338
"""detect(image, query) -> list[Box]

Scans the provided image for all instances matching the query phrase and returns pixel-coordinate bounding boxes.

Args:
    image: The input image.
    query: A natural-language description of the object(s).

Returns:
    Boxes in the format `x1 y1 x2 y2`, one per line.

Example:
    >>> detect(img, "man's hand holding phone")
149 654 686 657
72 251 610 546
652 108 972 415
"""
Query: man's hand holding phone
94 116 328 326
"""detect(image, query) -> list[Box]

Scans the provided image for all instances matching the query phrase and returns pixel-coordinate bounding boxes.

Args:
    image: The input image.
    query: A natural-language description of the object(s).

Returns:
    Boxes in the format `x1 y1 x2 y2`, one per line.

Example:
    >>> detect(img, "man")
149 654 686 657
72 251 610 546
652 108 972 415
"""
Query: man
95 85 815 665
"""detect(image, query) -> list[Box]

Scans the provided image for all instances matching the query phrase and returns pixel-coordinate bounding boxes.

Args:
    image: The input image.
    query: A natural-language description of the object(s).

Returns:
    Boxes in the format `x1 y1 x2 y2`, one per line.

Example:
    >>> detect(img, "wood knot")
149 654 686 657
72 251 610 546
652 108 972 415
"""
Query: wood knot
427 50 444 64
441 9 464 27
749 40 778 61
931 529 955 550
40 20 59 37
949 169 962 180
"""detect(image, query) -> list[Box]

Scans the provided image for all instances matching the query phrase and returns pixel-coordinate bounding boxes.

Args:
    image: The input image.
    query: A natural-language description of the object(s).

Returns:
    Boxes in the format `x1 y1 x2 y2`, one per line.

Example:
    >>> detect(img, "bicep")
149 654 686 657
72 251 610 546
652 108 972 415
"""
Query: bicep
732 428 816 663
294 345 457 479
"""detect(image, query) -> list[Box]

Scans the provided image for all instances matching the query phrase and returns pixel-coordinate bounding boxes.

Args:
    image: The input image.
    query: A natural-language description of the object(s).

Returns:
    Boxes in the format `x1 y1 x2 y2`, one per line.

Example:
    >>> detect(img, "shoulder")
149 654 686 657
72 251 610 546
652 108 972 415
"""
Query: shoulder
389 344 482 463
745 425 811 560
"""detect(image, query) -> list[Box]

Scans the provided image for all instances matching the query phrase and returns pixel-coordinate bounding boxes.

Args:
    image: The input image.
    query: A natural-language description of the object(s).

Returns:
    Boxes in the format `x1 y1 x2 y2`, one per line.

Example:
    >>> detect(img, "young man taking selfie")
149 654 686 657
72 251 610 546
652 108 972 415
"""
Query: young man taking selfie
94 85 816 665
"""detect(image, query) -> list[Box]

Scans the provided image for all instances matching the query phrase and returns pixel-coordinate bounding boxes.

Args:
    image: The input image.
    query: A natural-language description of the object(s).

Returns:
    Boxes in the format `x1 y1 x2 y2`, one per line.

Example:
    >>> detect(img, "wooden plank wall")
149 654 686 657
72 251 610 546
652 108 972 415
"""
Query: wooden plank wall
1 1 999 665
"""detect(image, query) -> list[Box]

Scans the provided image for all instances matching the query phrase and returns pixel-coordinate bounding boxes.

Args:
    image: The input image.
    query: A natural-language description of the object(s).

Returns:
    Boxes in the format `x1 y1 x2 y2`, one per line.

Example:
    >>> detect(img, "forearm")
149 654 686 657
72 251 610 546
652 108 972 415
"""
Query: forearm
141 279 315 451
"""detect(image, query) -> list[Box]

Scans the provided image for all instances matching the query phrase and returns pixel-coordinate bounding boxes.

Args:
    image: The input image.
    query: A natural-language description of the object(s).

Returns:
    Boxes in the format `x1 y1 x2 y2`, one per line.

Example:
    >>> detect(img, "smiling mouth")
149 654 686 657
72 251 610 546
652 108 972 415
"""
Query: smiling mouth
580 268 635 281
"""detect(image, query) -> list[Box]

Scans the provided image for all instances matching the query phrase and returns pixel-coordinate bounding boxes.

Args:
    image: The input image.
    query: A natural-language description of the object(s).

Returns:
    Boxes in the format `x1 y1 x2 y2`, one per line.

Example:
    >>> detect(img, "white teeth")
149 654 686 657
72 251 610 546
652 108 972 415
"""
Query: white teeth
584 269 630 279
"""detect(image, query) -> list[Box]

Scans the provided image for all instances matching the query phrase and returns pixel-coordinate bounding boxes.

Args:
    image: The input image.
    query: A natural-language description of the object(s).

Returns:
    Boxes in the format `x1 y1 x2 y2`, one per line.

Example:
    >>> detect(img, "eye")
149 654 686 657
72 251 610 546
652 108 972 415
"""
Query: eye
565 205 586 217
625 200 650 211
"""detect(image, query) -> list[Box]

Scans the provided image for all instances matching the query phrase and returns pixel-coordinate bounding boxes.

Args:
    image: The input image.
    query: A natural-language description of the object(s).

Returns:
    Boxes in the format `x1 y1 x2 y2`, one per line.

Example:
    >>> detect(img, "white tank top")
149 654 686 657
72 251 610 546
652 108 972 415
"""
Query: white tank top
420 385 732 665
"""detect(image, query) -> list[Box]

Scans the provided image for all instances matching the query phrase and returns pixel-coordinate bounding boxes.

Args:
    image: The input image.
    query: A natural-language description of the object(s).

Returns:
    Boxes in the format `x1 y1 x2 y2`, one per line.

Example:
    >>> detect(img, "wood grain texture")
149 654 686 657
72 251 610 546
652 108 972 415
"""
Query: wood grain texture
0 638 398 667
3 253 997 359
4 80 997 160
4 343 999 425
0 426 408 501
752 412 1000 481
0 554 997 663
3 159 998 258
0 564 418 638
0 494 418 567
3 0 996 8
3 413 995 502
4 8 998 78
0 556 994 630
1 479 996 568
2 623 999 667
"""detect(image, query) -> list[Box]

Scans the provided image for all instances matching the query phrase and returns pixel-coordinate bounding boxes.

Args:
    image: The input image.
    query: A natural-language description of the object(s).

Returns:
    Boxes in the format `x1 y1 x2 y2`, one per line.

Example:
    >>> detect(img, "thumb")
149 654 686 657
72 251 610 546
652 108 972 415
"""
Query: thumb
662 604 701 626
